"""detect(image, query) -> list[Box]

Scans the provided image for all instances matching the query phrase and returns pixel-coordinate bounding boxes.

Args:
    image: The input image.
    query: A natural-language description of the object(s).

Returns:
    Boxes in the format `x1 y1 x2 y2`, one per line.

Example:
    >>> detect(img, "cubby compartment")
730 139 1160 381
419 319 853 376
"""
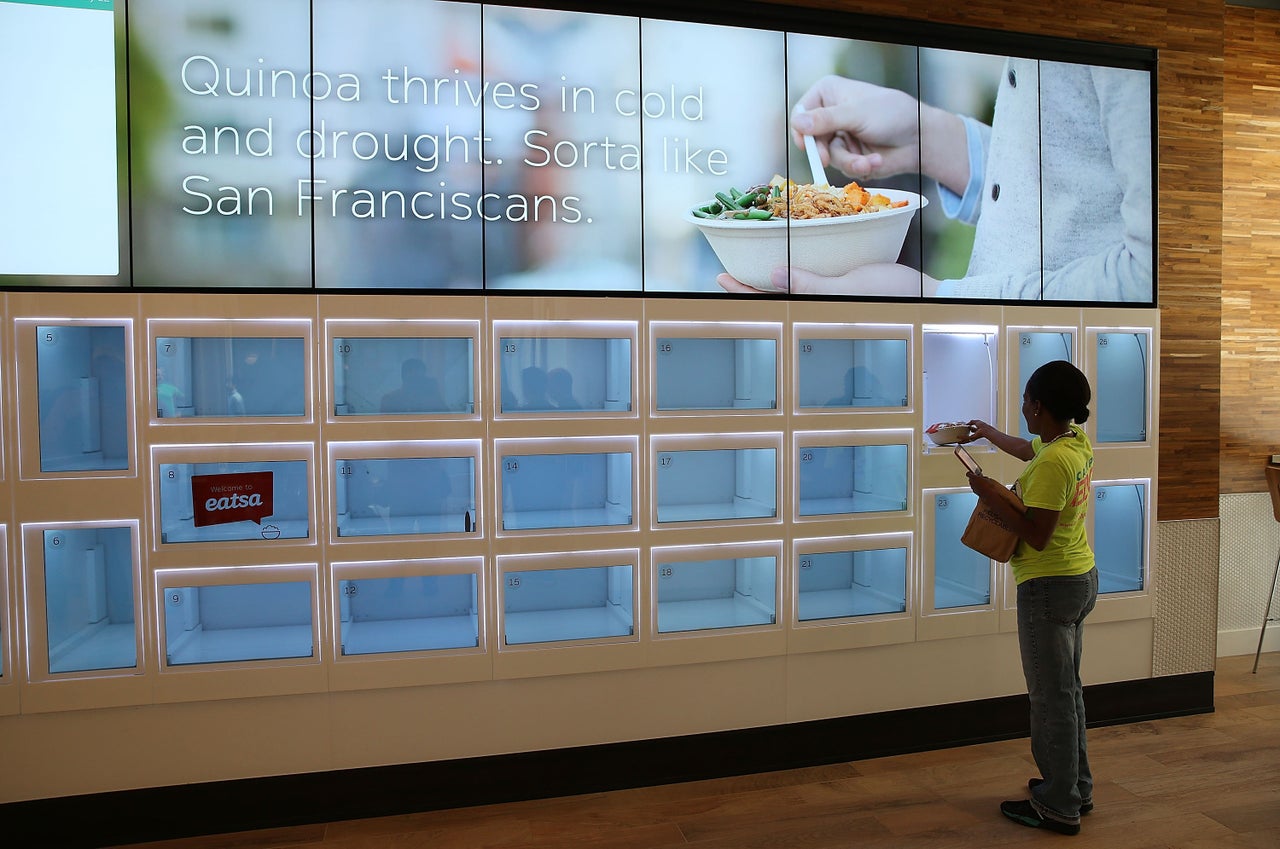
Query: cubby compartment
795 328 910 411
335 558 482 656
796 432 911 518
1010 329 1075 439
653 435 779 526
152 333 307 419
331 441 481 539
498 553 636 647
496 437 635 533
159 567 316 667
651 323 780 413
796 545 909 622
921 325 998 448
155 448 312 545
332 333 475 416
33 323 131 472
929 491 994 610
494 322 635 414
1092 329 1150 443
37 524 139 675
1093 481 1148 594
652 545 778 634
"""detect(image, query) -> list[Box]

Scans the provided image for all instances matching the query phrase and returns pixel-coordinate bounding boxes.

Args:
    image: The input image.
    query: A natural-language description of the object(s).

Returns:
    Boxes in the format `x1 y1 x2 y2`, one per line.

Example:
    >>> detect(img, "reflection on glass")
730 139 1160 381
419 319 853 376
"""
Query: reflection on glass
655 555 775 633
797 547 908 622
158 460 310 544
335 456 476 537
44 527 136 674
932 492 992 609
498 336 631 413
1016 332 1073 439
1095 332 1148 443
798 444 908 516
654 337 776 411
333 336 474 415
501 451 632 531
36 325 128 472
339 575 478 655
155 336 305 418
922 330 997 439
1094 484 1146 594
503 565 633 645
655 447 776 524
163 581 313 666
797 337 908 409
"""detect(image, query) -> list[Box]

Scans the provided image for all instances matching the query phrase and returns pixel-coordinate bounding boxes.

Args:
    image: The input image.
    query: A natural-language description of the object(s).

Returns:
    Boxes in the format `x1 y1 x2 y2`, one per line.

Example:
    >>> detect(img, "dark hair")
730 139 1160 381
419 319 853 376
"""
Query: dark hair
1026 360 1092 424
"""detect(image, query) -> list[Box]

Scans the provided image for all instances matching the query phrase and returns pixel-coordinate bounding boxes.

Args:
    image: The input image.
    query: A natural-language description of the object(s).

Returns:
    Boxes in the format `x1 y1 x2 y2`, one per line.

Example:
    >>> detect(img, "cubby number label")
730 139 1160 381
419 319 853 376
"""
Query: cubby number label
343 584 359 596
339 465 353 476
659 567 673 578
336 343 352 354
504 459 520 473
658 342 673 354
658 455 672 468
800 558 813 570
800 451 814 463
503 343 518 354
800 342 813 354
506 576 522 588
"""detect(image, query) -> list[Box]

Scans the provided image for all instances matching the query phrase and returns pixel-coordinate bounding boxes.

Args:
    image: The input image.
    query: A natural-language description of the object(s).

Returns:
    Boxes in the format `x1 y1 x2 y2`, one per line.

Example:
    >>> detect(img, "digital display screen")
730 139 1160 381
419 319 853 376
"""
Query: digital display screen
1 0 1155 304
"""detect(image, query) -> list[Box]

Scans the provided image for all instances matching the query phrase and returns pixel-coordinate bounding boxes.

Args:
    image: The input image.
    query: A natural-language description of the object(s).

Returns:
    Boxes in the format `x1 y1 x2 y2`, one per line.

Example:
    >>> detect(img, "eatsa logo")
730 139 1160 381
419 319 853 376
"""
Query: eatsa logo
192 471 274 527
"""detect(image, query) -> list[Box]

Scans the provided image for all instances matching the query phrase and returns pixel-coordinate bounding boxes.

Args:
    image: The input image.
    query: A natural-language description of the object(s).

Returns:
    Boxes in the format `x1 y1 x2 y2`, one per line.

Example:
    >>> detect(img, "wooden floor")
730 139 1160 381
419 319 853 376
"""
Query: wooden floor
112 653 1280 849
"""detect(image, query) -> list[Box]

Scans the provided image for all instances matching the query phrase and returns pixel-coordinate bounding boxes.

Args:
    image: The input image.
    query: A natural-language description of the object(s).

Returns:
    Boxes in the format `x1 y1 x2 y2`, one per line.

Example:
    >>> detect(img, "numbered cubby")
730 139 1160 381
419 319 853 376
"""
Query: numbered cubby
17 319 134 476
151 443 315 549
649 321 782 414
157 564 318 669
795 537 911 624
333 557 483 658
1007 324 1077 440
794 430 912 520
651 433 780 527
921 323 999 450
329 440 482 541
793 323 912 412
148 320 311 421
919 489 1000 641
651 542 779 635
1092 480 1149 595
325 318 479 418
495 437 636 534
21 521 143 680
1088 327 1152 444
493 320 636 416
497 550 637 647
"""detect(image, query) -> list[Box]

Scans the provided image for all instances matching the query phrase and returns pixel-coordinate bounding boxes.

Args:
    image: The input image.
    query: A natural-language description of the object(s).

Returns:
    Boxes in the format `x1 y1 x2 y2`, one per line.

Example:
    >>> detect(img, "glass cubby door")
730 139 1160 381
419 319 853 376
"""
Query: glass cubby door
649 321 782 414
21 521 143 680
919 489 1001 641
325 317 480 419
1088 328 1151 444
1092 480 1149 595
498 551 637 647
652 434 780 528
18 319 135 477
921 324 998 451
793 323 912 413
157 565 318 668
652 545 778 634
493 320 637 416
794 430 912 520
328 440 482 541
791 533 916 653
1008 326 1077 441
152 443 315 549
333 558 483 657
495 436 636 534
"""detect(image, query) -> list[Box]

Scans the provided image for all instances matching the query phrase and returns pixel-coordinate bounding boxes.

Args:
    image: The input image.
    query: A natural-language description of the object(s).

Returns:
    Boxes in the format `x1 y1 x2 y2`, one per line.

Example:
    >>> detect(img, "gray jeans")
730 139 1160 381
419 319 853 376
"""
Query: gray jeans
1016 568 1099 824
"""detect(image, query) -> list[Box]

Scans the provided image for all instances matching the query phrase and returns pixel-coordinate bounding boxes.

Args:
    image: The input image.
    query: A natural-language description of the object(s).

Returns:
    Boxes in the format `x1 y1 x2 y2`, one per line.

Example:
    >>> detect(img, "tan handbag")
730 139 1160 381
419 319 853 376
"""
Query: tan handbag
961 484 1025 562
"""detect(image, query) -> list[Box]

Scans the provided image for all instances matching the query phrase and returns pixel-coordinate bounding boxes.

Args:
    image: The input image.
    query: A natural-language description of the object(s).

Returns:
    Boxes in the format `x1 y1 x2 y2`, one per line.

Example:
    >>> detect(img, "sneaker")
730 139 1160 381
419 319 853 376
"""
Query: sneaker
1028 778 1094 814
1000 799 1081 835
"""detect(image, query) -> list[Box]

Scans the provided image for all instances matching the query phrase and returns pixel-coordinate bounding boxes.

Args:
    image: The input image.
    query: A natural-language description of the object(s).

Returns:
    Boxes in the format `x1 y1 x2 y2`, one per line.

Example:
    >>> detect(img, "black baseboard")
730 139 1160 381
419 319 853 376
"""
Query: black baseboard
5 672 1212 849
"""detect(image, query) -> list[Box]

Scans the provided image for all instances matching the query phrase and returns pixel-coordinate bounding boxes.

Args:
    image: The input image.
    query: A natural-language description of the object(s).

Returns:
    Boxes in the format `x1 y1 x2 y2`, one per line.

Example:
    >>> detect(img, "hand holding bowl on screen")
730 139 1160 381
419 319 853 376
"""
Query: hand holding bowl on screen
689 176 928 293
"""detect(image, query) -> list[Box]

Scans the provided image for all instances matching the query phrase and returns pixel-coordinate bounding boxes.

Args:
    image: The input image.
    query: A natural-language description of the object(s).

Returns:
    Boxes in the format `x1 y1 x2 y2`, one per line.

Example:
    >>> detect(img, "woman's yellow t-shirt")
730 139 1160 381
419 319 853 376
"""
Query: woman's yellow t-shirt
1010 428 1095 585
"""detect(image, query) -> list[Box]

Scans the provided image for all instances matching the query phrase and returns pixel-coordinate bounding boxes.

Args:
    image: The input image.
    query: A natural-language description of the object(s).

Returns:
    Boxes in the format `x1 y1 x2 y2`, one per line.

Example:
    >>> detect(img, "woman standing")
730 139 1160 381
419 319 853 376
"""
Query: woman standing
963 360 1097 836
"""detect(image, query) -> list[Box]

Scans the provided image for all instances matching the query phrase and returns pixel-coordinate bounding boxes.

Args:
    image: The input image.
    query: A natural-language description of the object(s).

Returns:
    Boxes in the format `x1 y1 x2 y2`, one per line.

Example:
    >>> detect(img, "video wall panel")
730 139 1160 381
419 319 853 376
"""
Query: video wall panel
0 0 1155 304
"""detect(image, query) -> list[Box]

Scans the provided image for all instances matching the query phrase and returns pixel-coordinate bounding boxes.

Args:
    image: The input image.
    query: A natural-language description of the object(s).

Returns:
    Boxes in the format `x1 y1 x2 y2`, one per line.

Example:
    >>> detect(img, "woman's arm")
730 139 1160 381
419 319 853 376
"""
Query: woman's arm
963 419 1034 462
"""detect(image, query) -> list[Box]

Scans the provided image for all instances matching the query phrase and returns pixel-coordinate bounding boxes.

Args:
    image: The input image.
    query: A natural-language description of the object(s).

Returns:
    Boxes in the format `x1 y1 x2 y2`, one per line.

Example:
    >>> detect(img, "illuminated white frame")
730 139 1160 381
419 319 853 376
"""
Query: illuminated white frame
919 487 999 618
1089 477 1153 598
1004 324 1078 441
649 539 783 640
491 319 640 420
791 321 915 416
792 531 915 628
647 320 784 418
1084 325 1154 448
492 435 639 537
495 548 640 652
792 428 916 524
920 323 1001 454
649 431 784 532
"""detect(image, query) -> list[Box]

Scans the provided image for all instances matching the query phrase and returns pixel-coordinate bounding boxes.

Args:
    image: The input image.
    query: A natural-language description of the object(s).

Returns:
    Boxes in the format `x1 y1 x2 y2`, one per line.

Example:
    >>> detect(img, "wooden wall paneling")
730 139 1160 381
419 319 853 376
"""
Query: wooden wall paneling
1222 6 1280 494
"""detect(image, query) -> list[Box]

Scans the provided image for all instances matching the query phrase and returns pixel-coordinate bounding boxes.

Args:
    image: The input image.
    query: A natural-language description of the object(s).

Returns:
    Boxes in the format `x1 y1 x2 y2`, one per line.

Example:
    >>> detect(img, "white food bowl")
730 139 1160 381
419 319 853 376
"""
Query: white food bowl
688 188 927 291
926 422 974 446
